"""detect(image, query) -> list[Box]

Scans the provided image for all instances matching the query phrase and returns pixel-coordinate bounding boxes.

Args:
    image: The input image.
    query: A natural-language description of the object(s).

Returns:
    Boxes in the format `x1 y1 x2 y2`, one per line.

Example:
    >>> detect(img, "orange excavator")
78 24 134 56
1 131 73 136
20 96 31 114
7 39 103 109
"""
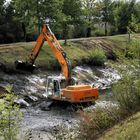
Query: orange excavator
15 24 98 103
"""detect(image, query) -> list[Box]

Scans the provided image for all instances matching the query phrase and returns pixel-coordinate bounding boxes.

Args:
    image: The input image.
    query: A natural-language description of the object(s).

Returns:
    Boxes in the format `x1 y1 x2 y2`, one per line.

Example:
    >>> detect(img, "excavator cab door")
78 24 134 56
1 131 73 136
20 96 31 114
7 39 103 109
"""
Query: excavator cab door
46 78 61 97
53 80 60 96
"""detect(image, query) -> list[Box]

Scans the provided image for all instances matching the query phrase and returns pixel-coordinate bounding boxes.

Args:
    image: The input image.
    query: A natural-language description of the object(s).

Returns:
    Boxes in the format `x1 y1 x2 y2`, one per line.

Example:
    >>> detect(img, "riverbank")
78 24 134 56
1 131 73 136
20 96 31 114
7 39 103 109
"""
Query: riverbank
98 111 140 140
1 34 137 73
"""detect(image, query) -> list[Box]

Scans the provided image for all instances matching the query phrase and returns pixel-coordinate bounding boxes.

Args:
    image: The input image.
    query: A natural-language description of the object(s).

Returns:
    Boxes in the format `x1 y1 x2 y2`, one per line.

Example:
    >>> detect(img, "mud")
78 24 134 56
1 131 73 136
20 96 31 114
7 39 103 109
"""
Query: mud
74 38 123 60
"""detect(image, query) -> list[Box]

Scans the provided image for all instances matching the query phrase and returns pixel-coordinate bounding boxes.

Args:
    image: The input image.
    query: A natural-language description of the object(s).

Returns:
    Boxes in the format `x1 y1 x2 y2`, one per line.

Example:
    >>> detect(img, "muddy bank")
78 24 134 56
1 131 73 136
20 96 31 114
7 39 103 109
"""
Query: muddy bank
20 106 78 139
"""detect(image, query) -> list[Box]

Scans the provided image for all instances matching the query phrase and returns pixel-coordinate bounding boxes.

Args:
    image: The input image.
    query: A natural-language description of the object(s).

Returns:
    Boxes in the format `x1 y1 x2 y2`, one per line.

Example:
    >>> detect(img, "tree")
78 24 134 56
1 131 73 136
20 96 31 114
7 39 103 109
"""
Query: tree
100 0 114 36
127 14 139 41
82 0 101 37
61 0 82 44
13 0 63 35
0 0 5 24
0 86 22 140
117 0 137 34
4 1 15 24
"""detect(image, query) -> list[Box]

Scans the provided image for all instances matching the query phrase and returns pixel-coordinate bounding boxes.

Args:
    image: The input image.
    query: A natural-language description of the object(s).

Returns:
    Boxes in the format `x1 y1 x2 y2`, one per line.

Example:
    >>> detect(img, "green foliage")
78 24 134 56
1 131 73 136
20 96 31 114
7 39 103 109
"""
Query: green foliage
0 86 22 140
112 35 140 112
76 107 121 140
76 68 140 140
113 38 140 112
100 0 114 35
88 48 107 66
13 0 64 35
99 112 140 140
76 70 140 139
127 14 139 34
81 0 101 37
61 0 82 44
94 29 105 37
1 0 140 43
126 37 140 59
0 0 5 24
117 0 138 33
113 74 140 112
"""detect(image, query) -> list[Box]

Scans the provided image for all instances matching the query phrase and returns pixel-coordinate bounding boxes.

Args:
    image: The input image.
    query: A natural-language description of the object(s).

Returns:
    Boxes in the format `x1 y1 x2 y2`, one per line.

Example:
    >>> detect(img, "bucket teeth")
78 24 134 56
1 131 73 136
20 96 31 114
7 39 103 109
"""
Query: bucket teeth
15 60 36 73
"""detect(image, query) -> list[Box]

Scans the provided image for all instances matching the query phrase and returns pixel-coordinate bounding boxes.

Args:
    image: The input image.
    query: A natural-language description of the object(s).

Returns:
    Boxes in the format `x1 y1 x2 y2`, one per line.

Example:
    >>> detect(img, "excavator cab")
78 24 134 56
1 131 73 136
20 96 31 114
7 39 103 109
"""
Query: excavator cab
45 76 99 103
45 76 77 100
46 76 61 98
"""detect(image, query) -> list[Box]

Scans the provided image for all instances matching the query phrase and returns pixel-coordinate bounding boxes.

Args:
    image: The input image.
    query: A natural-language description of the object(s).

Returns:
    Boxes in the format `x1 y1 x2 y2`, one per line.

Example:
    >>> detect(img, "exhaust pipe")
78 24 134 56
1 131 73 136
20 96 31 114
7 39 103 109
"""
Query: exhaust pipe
15 60 36 73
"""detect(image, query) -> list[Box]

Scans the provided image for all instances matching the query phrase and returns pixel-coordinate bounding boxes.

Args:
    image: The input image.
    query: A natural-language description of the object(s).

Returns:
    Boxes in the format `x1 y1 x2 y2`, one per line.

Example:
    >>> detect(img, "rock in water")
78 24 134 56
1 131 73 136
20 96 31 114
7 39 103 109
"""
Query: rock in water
24 95 38 102
39 101 53 111
14 99 30 108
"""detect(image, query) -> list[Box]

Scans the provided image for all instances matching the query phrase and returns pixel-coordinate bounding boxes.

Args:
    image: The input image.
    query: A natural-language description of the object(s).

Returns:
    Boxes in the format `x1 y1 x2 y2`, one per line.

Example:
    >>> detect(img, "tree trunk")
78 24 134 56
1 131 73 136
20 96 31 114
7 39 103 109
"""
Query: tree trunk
63 23 68 45
105 22 107 36
38 18 40 35
64 38 67 45
86 27 91 37
128 33 131 42
22 22 26 40
37 0 40 35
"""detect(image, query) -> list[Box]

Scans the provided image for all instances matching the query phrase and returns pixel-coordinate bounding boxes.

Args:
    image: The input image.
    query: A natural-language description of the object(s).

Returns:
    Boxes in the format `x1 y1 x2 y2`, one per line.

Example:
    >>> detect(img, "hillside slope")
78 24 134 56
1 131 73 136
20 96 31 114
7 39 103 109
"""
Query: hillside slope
98 111 140 140
0 34 139 72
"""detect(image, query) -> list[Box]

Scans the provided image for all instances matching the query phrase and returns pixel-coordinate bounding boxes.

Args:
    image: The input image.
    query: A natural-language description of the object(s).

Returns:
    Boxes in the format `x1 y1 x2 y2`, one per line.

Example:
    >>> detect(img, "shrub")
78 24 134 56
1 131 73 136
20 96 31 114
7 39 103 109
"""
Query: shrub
113 74 140 113
94 30 105 37
76 106 121 140
0 86 22 140
125 38 140 59
88 48 107 66
113 36 140 113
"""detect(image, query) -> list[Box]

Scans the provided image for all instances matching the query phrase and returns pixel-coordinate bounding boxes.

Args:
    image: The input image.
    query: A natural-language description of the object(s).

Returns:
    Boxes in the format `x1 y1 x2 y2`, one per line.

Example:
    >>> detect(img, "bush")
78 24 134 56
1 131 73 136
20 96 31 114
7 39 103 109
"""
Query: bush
125 38 140 59
113 74 140 113
88 48 107 66
113 37 140 113
76 72 140 140
0 86 22 140
76 106 121 140
94 30 105 37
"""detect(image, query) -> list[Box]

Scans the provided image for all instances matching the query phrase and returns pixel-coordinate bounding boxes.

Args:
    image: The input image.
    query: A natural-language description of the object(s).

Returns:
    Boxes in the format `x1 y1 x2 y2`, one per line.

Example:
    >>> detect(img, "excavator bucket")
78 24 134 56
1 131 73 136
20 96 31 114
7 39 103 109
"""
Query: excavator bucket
15 60 36 73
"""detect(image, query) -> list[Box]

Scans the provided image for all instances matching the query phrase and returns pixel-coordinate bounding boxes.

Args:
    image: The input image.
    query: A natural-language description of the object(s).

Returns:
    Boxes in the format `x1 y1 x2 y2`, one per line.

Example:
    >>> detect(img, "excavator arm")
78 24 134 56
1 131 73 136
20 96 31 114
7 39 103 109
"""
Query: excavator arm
15 24 71 82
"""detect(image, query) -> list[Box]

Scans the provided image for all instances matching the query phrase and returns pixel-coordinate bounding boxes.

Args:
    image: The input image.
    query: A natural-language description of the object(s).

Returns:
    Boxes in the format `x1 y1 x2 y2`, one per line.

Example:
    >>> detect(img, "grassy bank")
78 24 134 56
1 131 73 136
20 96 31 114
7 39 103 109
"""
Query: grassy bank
99 111 140 140
1 34 139 71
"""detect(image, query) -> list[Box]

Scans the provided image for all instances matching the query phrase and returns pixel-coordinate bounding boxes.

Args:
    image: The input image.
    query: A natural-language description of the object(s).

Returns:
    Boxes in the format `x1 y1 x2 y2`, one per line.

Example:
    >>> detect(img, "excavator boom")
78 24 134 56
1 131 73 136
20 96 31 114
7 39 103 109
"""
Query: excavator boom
15 24 71 81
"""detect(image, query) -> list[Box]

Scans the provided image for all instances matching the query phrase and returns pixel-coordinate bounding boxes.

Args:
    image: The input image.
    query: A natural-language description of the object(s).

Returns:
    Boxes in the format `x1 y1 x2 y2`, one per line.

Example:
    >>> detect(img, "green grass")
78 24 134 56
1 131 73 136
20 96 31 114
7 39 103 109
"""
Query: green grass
0 41 106 70
108 34 140 49
0 34 139 70
99 111 140 140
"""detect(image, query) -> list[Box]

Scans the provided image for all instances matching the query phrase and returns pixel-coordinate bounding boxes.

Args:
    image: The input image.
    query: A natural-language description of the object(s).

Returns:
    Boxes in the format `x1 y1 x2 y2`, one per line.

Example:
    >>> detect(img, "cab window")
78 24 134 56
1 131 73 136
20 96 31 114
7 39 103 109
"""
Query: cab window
54 80 60 96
